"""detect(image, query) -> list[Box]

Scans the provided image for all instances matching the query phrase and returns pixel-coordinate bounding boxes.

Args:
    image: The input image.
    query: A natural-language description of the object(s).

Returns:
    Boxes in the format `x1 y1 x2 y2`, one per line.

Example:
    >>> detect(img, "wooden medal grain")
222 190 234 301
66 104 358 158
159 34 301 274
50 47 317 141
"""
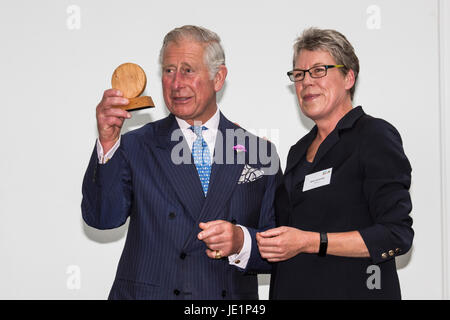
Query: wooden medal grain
111 63 155 111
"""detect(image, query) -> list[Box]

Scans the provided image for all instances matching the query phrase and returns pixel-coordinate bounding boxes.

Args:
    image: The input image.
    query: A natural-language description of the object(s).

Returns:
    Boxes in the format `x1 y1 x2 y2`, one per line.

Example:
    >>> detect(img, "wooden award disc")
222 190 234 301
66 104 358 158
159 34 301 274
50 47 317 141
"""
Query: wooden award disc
111 63 147 98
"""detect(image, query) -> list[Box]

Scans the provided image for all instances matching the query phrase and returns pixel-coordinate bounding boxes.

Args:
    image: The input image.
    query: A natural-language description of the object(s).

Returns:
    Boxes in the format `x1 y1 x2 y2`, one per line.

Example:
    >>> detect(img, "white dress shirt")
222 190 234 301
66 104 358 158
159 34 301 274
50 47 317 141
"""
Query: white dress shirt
96 108 251 269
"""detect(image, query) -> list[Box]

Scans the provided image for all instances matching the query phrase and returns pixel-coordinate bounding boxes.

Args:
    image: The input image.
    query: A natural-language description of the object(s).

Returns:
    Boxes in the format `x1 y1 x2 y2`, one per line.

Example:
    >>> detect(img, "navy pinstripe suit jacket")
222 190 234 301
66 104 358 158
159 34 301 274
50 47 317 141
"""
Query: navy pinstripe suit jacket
82 112 281 300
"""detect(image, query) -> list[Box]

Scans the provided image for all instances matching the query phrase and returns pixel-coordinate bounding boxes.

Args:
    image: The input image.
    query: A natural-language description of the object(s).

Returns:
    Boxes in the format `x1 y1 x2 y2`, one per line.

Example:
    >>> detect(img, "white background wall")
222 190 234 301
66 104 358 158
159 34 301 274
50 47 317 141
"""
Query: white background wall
0 0 449 299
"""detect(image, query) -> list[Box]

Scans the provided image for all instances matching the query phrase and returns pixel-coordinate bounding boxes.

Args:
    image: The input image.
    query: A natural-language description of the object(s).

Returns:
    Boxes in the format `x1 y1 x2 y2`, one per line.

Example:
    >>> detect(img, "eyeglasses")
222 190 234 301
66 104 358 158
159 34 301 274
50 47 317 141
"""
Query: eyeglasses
287 65 345 82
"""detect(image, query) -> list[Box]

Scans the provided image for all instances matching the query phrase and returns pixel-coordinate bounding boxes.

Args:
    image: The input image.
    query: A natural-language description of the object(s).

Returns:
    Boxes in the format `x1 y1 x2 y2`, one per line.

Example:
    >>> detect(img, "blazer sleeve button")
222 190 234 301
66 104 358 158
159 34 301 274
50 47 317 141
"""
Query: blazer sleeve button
174 289 180 296
388 250 394 256
381 252 388 259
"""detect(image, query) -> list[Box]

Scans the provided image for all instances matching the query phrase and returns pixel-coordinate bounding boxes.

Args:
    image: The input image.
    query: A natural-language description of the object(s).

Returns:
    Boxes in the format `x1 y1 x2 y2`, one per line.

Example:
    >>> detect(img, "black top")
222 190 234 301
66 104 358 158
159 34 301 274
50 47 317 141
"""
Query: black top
291 157 314 207
270 106 413 300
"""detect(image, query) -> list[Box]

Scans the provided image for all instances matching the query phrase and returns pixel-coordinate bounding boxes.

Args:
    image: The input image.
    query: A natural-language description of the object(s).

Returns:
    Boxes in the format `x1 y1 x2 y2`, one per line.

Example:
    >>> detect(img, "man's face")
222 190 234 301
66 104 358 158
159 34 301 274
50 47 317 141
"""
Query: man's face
162 39 226 125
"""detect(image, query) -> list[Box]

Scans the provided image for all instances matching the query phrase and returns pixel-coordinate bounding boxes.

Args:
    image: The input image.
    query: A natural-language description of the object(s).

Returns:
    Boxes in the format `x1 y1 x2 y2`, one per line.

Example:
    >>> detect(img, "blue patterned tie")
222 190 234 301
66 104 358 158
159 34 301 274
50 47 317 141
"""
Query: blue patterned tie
190 126 211 196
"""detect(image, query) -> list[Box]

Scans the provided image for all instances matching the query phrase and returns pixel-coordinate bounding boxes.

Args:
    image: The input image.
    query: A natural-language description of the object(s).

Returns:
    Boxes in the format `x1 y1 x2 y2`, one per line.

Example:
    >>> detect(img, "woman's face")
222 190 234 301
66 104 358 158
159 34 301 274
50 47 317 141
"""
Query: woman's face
294 49 354 123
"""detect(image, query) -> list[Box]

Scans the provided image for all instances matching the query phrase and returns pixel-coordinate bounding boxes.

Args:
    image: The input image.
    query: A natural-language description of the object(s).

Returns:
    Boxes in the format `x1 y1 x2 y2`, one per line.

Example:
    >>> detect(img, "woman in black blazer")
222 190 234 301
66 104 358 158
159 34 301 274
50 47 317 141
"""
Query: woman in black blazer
257 28 413 299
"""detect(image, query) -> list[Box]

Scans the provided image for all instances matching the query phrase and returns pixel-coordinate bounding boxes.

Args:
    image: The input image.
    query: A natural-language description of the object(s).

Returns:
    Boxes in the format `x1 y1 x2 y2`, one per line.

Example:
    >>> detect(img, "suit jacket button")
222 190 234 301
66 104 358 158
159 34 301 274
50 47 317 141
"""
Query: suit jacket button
169 212 176 219
395 248 401 254
180 252 186 260
174 289 180 296
222 290 227 298
388 250 394 256
381 252 388 259
231 219 237 225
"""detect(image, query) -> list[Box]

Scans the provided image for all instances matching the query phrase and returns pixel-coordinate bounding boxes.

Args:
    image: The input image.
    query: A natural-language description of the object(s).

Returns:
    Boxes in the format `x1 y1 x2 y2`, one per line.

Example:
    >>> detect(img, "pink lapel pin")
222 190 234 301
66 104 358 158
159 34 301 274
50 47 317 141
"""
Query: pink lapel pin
233 144 247 153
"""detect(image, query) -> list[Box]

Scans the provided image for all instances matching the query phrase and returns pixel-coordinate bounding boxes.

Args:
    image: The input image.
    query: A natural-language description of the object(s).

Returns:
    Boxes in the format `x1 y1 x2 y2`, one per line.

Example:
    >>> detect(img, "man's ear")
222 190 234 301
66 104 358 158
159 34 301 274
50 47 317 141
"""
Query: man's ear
344 68 356 91
213 65 228 92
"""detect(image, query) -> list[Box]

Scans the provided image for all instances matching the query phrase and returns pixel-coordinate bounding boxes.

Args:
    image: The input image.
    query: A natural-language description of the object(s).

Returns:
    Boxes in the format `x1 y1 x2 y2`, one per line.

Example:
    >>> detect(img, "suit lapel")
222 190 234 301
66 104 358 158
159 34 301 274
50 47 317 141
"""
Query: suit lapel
200 118 244 220
149 114 205 221
183 113 245 249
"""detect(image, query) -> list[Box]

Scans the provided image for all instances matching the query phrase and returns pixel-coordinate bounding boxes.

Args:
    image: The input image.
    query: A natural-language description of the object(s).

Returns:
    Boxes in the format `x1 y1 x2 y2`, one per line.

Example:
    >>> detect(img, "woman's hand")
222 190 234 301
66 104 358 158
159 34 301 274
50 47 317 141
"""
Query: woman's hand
256 227 319 262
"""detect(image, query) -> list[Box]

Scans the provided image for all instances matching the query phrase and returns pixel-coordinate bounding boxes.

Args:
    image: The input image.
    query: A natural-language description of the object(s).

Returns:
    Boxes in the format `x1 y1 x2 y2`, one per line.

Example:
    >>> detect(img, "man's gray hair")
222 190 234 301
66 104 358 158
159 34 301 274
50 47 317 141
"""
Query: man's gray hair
159 25 225 79
293 27 359 100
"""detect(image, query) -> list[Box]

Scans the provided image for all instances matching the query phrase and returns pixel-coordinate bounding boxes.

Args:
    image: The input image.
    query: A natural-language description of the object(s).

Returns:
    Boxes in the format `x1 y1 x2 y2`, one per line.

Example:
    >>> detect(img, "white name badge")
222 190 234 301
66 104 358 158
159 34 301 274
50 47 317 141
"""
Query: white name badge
302 168 333 192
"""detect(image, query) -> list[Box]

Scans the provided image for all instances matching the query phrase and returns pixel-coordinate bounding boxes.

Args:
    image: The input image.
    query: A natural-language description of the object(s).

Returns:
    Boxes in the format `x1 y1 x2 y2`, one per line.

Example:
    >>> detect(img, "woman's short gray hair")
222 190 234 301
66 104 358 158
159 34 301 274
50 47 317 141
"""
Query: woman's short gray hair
293 27 359 100
159 25 225 80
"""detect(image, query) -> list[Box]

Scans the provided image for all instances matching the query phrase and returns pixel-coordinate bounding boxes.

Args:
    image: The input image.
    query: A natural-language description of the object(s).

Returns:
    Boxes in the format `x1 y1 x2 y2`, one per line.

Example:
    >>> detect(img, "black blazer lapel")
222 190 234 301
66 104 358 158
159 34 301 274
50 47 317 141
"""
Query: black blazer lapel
309 129 340 172
284 126 316 195
283 106 366 195
309 106 365 172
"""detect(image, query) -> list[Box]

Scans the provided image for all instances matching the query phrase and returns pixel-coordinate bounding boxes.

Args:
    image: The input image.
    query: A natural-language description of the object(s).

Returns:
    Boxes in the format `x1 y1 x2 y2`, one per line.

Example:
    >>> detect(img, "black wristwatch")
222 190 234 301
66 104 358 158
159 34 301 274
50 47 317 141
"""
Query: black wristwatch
318 232 328 257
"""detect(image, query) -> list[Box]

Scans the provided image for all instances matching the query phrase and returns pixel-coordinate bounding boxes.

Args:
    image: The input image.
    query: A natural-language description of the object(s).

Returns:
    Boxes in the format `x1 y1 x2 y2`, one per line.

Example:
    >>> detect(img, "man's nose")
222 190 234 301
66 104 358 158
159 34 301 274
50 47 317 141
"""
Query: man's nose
170 70 184 90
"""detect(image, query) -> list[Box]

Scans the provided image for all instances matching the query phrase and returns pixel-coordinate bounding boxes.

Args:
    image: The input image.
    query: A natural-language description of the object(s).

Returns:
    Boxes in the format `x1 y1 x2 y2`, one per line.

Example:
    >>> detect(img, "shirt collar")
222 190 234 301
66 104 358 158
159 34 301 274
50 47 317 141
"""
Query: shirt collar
175 107 220 131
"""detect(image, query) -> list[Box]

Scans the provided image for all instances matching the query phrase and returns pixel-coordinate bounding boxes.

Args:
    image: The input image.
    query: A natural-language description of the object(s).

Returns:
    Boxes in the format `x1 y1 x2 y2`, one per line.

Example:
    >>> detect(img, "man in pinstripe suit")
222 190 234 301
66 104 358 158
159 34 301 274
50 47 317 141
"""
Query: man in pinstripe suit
82 25 281 299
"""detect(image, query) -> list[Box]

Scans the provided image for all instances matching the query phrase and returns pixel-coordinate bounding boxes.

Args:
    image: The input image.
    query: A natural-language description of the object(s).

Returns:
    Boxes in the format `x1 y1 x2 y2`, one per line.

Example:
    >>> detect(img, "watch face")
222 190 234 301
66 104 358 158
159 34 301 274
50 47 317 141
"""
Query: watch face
111 62 147 98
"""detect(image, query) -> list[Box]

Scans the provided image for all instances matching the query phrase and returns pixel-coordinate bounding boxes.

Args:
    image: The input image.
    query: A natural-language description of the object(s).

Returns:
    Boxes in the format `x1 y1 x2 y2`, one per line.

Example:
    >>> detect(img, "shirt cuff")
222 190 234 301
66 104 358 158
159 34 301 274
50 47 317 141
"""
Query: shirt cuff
96 137 121 164
228 225 251 269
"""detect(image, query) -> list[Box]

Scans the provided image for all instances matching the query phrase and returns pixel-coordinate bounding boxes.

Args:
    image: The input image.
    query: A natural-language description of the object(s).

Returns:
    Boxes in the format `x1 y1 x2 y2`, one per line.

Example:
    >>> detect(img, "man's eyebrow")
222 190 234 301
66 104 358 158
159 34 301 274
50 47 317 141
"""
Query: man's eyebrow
162 62 194 68
180 62 194 68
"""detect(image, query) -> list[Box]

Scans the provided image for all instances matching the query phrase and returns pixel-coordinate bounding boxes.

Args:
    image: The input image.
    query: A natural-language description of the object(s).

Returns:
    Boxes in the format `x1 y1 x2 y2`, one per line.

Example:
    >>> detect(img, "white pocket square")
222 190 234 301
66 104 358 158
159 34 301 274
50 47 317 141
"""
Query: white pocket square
238 164 264 184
